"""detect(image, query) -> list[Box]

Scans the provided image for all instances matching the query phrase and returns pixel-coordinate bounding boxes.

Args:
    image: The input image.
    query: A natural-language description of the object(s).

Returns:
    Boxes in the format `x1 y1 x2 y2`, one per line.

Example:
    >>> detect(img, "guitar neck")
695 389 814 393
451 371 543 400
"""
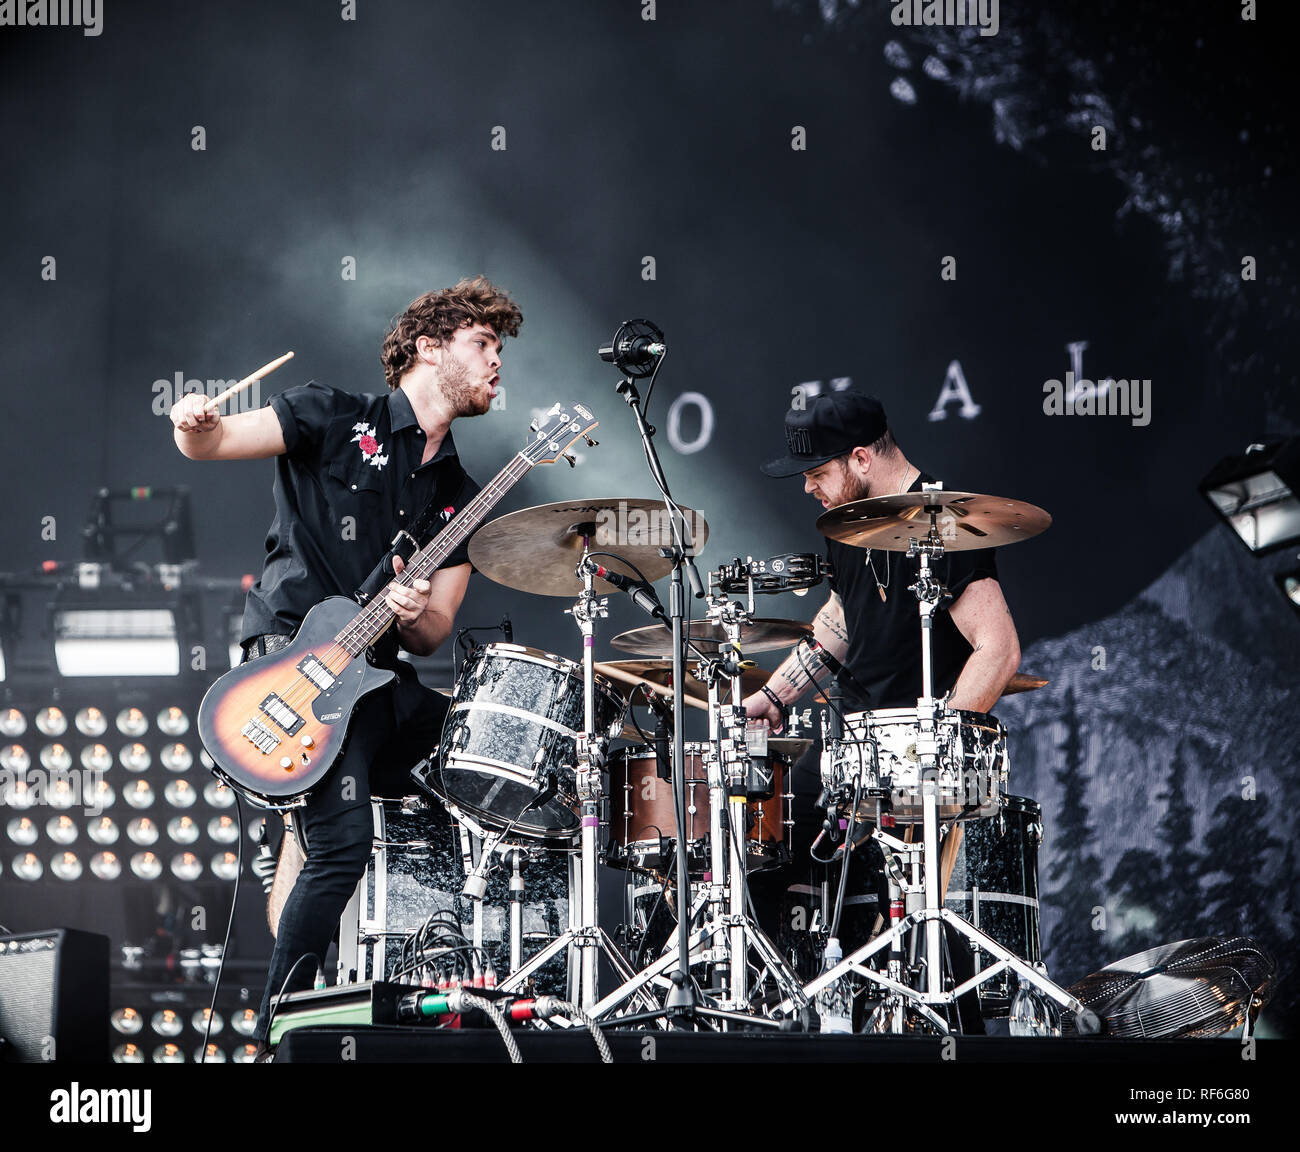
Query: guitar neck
335 452 532 656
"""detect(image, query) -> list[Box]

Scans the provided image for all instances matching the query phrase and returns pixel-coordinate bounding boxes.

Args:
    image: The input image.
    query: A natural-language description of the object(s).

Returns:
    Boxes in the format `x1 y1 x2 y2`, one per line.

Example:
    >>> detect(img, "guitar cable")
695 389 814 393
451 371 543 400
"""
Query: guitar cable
200 790 244 1063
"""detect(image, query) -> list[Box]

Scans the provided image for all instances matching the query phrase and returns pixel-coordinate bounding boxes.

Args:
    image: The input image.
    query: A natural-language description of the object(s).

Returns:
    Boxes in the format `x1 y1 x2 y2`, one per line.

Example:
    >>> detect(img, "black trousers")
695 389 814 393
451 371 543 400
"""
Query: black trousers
248 645 447 1043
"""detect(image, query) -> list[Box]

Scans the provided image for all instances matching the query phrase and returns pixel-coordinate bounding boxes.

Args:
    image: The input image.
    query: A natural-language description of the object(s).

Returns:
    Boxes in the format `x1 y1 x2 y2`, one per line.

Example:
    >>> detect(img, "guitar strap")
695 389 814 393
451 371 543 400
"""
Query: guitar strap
351 477 466 607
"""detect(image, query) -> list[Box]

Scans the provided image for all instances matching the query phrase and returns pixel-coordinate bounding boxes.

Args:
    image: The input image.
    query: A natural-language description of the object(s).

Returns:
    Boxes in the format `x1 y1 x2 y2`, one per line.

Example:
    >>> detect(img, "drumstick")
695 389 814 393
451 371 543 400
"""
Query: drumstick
939 823 964 901
203 350 294 411
593 663 709 713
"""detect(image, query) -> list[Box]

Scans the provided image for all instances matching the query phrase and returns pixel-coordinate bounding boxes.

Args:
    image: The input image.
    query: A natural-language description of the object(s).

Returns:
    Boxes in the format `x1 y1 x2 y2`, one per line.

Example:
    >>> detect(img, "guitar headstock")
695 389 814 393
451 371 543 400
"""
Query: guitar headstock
523 402 599 467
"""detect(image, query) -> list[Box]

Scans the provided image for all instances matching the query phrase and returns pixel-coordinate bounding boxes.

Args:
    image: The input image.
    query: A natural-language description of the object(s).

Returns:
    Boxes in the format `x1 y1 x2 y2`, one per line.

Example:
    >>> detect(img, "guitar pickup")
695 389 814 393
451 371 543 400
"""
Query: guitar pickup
259 693 304 735
298 655 336 692
241 718 281 755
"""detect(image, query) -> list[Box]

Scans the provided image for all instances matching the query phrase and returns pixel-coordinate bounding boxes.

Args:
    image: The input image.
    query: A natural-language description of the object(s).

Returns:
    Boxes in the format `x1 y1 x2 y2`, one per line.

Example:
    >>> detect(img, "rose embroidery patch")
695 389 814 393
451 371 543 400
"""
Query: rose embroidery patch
350 422 388 470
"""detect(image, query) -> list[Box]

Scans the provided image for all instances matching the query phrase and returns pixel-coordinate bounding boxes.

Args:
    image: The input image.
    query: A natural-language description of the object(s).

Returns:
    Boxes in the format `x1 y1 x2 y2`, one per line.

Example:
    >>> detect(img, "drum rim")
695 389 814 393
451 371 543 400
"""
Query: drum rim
463 642 626 708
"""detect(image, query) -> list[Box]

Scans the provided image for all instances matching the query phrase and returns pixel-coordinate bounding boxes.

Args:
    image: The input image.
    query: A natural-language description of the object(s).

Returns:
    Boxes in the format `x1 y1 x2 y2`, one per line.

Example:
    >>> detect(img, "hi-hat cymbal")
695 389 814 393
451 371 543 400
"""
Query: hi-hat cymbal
596 659 771 704
817 491 1051 552
467 498 708 597
610 618 813 657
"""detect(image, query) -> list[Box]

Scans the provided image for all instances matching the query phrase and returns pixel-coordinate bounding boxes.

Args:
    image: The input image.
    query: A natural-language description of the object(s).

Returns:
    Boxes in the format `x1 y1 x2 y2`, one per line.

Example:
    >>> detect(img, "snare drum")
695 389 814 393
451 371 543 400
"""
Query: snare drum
826 706 1007 823
607 742 787 875
431 644 626 842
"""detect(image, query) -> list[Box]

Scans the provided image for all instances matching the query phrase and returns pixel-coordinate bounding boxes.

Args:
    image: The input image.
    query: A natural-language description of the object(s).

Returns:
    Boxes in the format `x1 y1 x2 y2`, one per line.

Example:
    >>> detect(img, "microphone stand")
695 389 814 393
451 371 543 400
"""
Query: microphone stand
615 373 705 1016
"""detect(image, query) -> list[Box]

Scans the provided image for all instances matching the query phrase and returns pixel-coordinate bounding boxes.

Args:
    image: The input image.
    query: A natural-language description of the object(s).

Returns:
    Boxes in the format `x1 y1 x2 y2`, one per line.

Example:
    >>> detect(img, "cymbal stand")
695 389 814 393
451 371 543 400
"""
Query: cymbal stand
780 488 1098 1033
493 542 651 1014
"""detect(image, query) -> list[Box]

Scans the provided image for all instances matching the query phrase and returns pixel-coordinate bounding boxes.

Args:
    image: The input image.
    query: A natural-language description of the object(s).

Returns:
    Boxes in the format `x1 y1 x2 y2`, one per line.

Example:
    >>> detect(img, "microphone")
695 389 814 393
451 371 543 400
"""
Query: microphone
653 706 672 781
597 319 665 378
501 614 513 644
598 336 664 367
585 561 665 621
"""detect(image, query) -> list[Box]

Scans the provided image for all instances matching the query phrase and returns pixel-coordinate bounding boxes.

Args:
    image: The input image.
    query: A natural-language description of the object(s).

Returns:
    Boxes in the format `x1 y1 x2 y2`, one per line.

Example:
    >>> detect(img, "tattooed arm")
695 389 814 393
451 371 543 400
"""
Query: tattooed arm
946 577 1020 713
740 591 847 729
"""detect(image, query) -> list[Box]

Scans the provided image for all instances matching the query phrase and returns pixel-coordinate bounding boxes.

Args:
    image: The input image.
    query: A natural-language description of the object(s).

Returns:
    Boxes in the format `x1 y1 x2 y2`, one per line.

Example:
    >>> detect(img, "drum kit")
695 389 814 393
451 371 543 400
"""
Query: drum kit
387 482 1102 1034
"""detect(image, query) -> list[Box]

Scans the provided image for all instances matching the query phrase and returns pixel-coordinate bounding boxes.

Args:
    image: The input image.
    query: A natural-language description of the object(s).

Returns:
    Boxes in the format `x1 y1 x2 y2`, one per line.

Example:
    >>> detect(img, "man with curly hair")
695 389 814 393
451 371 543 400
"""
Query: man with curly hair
171 276 523 1051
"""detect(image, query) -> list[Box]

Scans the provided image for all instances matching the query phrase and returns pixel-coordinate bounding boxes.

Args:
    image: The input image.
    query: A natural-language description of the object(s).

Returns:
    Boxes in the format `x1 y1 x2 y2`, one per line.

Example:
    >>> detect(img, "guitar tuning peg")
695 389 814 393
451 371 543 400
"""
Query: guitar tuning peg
547 403 561 415
562 452 577 468
528 419 540 433
584 436 599 447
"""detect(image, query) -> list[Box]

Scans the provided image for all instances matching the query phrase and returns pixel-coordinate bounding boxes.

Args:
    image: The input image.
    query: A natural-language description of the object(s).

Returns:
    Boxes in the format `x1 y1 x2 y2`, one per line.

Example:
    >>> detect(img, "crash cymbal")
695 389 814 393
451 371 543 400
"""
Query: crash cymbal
467 498 708 597
610 618 813 657
817 491 1051 552
1003 672 1049 696
596 659 771 704
767 736 813 759
1065 936 1275 1039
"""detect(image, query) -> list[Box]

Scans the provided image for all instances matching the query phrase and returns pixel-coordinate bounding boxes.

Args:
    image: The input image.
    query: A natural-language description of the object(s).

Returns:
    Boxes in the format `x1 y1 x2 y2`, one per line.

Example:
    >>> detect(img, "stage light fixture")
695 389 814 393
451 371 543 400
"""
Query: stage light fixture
151 1008 183 1037
171 851 202 881
232 1043 260 1063
192 1008 223 1035
35 706 67 737
90 850 122 879
80 742 112 771
119 742 151 772
127 817 159 846
160 742 192 772
123 780 154 809
112 1044 145 1063
129 851 162 880
38 743 73 771
195 1043 226 1063
1200 437 1300 555
167 815 199 845
151 1044 184 1064
0 707 25 737
116 708 148 737
157 706 190 735
208 814 238 844
50 851 82 880
203 780 235 808
46 815 78 845
47 777 77 809
12 852 42 880
0 744 30 773
87 816 119 845
89 781 116 810
6 816 38 845
74 706 108 737
111 1006 144 1035
211 851 239 880
230 1008 258 1037
165 779 196 808
53 608 182 676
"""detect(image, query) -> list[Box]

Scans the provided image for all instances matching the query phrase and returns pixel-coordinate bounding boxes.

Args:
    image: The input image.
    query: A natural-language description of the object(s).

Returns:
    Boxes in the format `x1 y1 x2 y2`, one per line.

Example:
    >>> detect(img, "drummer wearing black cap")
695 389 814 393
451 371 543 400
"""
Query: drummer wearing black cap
741 390 1020 1031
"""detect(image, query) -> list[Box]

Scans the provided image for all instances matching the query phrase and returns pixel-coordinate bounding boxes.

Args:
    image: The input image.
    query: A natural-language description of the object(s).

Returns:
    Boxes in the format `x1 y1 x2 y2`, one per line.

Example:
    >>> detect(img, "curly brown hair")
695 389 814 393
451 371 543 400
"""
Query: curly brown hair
380 276 523 389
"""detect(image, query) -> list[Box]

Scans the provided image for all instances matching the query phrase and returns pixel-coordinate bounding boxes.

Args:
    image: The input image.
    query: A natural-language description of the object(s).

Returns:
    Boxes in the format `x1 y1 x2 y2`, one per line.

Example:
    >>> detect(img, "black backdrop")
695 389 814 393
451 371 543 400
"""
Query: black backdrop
2 0 1296 1034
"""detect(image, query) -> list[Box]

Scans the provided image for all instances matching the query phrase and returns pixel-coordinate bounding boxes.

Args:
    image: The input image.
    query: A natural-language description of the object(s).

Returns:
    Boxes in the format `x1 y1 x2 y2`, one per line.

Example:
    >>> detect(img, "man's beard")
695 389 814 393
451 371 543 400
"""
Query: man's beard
436 351 489 417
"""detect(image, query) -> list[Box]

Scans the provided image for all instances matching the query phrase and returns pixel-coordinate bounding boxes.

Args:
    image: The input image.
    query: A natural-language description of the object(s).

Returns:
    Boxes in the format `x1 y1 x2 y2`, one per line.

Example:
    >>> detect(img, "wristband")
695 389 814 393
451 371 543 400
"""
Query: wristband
760 685 784 713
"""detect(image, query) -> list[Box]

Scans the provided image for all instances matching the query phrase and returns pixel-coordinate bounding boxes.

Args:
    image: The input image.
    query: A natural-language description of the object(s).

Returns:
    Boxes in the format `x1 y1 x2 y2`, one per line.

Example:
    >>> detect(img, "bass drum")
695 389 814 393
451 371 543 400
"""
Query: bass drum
431 644 626 842
943 793 1043 1016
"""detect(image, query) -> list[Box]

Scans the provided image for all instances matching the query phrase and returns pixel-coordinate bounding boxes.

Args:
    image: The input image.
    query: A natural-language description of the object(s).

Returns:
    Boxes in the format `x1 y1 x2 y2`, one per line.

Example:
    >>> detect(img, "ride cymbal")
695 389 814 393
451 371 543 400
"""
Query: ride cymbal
467 498 708 597
817 491 1051 552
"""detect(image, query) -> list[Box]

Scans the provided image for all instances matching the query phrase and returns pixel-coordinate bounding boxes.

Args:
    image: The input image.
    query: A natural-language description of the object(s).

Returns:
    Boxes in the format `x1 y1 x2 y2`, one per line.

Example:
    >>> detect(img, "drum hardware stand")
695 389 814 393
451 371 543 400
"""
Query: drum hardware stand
494 542 654 1016
781 489 1099 1034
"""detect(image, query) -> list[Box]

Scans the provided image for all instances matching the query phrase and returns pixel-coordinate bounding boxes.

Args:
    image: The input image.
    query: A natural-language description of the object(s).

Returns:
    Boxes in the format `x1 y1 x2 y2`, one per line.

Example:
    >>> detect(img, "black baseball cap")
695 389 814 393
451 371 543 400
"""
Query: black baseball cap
760 390 889 478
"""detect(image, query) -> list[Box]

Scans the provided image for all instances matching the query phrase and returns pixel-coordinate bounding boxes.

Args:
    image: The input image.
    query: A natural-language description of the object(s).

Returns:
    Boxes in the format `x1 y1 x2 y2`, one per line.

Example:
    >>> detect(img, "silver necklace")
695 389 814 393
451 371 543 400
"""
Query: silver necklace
865 467 914 603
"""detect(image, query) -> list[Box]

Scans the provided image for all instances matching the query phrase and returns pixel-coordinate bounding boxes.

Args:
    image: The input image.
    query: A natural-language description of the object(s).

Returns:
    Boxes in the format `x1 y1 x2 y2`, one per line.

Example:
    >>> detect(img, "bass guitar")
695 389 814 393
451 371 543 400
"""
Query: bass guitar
198 401 598 807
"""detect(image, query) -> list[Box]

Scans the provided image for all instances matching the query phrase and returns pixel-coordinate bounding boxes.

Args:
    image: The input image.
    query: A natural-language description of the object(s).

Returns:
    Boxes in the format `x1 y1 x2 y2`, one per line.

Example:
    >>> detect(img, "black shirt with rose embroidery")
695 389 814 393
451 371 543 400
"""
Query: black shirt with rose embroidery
239 381 480 663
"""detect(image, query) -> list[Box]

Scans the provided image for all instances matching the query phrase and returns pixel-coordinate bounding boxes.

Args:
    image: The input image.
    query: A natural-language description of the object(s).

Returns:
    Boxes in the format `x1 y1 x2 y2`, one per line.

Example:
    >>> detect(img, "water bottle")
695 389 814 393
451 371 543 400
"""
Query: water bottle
817 937 853 1034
